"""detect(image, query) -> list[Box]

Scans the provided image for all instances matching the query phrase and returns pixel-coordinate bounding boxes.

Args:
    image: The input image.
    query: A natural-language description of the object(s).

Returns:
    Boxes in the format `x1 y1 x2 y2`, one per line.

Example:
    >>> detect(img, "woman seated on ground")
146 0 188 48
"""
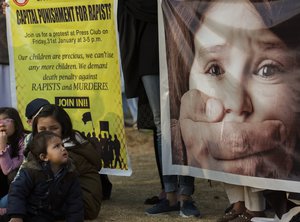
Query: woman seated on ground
0 107 28 220
31 104 102 220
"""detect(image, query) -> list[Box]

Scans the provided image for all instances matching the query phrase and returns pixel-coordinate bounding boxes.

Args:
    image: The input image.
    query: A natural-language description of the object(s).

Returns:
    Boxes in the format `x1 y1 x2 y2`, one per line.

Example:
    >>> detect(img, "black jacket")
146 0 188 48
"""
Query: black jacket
0 14 9 65
63 133 102 220
119 0 157 23
118 0 159 98
7 154 84 222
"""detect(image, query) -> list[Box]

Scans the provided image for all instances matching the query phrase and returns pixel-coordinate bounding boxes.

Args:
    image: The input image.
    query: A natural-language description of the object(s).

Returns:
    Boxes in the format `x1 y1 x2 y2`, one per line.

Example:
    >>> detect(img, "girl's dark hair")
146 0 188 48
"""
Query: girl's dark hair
0 107 27 157
31 104 81 144
162 0 300 119
29 131 60 160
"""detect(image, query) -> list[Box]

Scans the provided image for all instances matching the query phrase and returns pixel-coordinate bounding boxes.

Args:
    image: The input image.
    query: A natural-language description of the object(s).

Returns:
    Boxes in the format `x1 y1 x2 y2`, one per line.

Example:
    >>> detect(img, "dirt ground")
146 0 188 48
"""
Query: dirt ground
88 127 229 222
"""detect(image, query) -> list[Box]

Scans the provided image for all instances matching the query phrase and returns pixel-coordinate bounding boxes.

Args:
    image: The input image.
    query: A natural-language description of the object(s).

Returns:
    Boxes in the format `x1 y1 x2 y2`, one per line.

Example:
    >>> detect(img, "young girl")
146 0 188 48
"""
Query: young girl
31 104 102 220
0 107 27 216
7 131 84 222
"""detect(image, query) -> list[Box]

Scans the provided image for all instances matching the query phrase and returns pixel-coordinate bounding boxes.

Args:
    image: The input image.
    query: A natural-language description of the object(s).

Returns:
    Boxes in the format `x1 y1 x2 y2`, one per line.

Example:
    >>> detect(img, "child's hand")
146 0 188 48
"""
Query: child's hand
1 2 9 15
0 121 7 132
9 218 23 222
0 131 7 151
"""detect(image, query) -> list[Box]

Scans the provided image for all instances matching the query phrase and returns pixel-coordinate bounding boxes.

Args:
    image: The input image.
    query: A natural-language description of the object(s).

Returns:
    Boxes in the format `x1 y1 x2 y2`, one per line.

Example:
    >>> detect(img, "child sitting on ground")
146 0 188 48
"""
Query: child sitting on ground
0 107 27 219
7 131 84 222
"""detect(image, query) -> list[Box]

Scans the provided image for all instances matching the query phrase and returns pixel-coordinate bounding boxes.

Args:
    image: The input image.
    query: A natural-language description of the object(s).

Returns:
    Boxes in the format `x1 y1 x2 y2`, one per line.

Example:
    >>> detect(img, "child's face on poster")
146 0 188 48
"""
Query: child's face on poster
181 0 300 178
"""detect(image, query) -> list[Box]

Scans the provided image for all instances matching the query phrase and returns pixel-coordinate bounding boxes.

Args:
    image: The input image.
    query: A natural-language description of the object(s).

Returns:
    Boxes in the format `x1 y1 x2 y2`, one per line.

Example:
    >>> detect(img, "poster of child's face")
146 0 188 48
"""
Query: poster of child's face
164 0 300 180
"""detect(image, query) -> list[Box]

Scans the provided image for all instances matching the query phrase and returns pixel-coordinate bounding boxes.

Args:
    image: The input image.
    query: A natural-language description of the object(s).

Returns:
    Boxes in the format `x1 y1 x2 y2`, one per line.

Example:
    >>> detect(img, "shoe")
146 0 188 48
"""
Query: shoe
144 196 160 205
180 200 201 218
224 204 234 213
145 199 180 215
217 209 240 222
230 211 253 222
230 211 266 222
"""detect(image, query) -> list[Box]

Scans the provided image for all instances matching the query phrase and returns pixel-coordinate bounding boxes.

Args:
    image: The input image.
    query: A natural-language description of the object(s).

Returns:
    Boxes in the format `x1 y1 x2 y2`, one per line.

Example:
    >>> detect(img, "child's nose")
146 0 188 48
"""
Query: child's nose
221 77 253 121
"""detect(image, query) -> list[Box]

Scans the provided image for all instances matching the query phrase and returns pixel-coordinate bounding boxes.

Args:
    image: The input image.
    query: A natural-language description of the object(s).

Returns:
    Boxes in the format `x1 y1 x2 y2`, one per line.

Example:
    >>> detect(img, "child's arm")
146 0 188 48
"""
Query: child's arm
0 137 25 175
7 167 33 219
65 178 84 222
0 131 8 152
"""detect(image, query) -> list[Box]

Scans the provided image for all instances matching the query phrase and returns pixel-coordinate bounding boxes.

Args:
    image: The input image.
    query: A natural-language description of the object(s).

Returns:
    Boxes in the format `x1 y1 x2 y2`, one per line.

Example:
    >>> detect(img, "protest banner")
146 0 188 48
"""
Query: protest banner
6 0 131 176
159 0 300 192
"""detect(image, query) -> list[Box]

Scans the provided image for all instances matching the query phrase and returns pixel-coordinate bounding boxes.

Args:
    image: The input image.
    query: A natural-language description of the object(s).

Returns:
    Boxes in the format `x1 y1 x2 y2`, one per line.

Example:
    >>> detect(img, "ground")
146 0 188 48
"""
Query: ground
88 127 229 222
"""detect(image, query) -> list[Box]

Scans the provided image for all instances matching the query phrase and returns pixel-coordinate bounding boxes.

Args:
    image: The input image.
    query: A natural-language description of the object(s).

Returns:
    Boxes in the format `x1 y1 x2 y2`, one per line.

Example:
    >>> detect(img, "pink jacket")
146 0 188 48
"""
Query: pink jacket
0 136 25 175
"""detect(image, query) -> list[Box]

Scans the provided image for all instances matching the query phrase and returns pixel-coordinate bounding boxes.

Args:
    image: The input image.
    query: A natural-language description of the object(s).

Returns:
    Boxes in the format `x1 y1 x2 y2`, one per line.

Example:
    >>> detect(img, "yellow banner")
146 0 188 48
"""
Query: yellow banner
7 0 131 175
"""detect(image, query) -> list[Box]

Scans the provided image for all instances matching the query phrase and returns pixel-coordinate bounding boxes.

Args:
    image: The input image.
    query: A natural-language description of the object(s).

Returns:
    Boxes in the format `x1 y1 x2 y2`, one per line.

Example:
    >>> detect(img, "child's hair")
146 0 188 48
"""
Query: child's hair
29 131 60 160
0 107 27 157
25 98 50 120
32 104 82 144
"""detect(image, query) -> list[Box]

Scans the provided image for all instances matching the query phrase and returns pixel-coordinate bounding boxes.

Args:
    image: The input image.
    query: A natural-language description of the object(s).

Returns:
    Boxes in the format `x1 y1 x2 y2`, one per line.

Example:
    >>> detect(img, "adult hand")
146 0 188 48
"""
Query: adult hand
179 89 292 178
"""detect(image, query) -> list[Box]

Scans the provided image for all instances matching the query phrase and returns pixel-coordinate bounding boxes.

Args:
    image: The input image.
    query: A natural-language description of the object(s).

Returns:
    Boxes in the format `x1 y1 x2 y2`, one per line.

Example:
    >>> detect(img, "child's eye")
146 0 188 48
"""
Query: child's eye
254 61 284 78
205 63 225 76
54 143 64 149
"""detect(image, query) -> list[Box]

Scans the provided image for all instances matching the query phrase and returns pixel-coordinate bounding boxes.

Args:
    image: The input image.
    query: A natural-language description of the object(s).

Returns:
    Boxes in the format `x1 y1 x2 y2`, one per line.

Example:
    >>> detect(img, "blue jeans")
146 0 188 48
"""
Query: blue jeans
127 97 138 123
142 75 195 196
122 93 138 124
0 195 8 208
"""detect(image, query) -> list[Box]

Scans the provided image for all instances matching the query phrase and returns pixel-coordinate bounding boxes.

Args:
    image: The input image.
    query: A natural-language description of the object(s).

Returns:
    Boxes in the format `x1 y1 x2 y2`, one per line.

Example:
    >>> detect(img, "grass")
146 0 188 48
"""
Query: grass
87 128 229 222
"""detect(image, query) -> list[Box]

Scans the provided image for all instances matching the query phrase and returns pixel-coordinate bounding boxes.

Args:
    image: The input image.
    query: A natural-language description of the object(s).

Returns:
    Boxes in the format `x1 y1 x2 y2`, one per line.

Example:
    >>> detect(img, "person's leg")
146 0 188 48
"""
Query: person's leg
153 127 164 191
122 92 138 127
217 184 246 222
146 175 180 215
142 75 180 214
264 190 292 219
0 195 7 208
0 194 7 217
244 187 265 213
178 176 200 217
228 187 265 222
144 129 165 205
142 75 166 191
141 75 161 159
224 184 245 206
0 65 12 107
178 176 194 199
163 175 178 205
127 97 138 124
122 92 133 126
